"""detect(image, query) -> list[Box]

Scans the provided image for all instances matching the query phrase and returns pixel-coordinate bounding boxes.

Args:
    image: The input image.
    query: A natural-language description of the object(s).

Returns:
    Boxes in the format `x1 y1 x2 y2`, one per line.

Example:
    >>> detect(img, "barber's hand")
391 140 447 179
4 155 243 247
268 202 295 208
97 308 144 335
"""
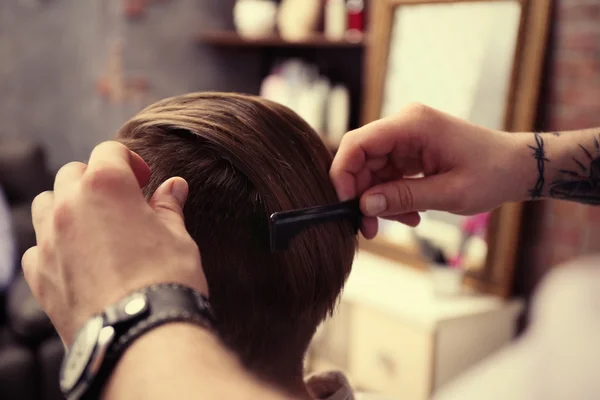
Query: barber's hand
331 104 526 239
22 141 207 346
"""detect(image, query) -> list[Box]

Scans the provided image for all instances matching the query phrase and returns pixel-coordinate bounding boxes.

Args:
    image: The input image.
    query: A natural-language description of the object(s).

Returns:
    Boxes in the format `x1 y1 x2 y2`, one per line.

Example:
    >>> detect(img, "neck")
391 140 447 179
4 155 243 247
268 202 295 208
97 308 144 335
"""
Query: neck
268 372 312 400
249 358 312 399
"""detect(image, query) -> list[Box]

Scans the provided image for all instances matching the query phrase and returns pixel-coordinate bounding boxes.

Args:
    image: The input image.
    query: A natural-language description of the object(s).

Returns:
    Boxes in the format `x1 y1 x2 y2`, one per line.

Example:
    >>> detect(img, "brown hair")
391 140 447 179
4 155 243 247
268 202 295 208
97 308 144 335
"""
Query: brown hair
117 92 357 385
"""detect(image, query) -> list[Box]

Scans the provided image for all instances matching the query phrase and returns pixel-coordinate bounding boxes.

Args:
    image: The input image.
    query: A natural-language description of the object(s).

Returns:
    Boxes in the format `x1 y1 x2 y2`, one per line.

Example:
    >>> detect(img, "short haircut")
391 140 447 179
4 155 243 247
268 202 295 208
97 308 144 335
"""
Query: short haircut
117 93 357 380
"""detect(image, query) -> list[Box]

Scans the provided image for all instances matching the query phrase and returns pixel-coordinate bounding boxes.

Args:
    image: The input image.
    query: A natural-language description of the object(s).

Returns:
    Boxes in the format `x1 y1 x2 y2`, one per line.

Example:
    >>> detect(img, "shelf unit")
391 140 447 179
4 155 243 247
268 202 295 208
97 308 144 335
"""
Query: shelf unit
196 29 366 136
198 31 366 48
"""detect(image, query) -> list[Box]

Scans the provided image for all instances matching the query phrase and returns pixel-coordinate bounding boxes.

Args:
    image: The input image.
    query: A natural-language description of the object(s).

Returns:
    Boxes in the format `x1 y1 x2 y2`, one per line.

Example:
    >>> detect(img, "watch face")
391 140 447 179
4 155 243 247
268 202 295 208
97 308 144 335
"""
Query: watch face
60 315 104 393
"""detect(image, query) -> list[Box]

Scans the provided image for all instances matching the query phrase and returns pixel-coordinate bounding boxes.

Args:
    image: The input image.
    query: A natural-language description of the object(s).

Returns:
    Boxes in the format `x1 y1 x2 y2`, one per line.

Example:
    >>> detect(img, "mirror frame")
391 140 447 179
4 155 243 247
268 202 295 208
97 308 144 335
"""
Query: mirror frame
360 0 552 298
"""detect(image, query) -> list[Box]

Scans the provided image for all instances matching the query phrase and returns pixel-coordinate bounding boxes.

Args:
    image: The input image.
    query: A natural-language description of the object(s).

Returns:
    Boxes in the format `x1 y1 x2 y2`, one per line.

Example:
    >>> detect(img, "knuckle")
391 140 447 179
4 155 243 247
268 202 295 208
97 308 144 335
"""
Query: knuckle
400 102 434 119
177 235 201 258
151 198 181 215
52 199 74 232
21 247 36 271
58 161 84 176
82 165 128 193
96 140 129 155
38 239 54 261
336 131 356 154
391 182 415 212
398 103 440 134
32 191 52 211
342 128 360 143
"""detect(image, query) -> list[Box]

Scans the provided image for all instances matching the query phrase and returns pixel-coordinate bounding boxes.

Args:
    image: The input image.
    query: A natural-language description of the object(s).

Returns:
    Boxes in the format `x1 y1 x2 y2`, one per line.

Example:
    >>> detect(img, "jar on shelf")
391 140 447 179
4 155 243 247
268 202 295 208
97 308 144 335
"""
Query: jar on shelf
277 0 321 41
233 0 278 39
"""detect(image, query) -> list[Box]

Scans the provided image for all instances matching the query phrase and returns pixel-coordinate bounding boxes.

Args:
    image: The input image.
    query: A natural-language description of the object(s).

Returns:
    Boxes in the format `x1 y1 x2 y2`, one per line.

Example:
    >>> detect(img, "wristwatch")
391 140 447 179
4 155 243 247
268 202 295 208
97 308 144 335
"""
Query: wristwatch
59 283 214 400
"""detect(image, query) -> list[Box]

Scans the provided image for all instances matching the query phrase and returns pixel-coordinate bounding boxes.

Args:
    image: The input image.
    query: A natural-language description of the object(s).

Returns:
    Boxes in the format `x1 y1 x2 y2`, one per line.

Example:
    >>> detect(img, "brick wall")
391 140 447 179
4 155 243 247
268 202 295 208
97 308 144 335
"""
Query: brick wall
515 0 600 299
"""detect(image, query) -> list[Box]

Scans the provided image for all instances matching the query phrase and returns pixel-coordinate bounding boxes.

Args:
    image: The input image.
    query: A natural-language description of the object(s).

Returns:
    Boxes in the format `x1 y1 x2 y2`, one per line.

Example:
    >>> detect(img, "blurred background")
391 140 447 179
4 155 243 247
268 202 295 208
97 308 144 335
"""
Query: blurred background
0 0 599 399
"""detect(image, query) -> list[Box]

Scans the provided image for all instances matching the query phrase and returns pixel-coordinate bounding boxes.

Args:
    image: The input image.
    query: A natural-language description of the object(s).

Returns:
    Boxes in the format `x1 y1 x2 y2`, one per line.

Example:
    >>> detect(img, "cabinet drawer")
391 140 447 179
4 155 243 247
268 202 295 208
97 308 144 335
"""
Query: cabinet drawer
348 303 433 400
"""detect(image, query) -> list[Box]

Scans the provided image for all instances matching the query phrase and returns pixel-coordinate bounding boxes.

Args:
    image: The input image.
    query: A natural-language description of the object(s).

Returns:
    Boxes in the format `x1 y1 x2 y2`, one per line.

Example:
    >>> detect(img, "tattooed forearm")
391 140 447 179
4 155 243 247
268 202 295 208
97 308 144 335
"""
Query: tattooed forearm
549 133 600 205
528 132 549 199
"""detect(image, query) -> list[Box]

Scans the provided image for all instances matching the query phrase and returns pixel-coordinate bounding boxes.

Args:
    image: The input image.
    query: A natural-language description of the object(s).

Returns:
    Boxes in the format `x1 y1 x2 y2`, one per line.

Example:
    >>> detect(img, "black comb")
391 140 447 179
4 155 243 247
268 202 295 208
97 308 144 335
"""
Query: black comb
269 198 361 252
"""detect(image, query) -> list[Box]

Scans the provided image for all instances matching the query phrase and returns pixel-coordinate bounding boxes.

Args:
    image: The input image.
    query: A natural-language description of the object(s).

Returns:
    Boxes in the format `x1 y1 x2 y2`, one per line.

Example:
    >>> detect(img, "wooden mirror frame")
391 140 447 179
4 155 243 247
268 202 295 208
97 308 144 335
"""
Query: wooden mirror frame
360 0 551 298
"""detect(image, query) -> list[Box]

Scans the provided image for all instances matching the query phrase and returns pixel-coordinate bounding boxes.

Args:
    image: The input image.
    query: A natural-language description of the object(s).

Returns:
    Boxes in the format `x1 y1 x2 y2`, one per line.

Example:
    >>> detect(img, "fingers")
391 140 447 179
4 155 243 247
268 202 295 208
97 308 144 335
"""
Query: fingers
148 177 189 234
330 114 426 201
361 174 457 217
31 191 54 242
360 216 378 239
54 162 87 198
86 141 151 189
130 150 152 188
383 212 421 227
330 145 364 201
21 247 39 295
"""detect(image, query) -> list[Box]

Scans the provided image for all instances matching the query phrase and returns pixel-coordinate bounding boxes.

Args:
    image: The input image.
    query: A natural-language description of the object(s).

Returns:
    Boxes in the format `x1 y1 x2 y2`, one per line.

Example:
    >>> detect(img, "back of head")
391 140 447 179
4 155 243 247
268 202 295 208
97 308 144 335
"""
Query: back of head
117 93 357 381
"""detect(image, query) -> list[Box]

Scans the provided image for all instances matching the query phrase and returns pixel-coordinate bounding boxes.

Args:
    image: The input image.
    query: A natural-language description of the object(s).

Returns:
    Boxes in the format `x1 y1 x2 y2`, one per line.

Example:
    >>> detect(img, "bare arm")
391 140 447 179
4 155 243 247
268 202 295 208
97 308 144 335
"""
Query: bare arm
22 141 289 400
512 128 600 204
105 324 287 400
330 104 600 239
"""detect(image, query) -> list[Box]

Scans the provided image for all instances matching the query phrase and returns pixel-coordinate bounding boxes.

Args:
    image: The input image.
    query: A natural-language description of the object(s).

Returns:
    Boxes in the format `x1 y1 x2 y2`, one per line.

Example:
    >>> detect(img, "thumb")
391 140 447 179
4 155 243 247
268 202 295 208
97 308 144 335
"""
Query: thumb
149 177 189 232
361 174 454 216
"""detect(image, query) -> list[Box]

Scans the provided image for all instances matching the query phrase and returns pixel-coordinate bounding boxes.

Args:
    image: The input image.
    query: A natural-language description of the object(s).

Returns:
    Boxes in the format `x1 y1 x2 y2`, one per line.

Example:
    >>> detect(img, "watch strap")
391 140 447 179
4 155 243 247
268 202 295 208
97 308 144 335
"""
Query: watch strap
82 283 214 400
109 283 214 356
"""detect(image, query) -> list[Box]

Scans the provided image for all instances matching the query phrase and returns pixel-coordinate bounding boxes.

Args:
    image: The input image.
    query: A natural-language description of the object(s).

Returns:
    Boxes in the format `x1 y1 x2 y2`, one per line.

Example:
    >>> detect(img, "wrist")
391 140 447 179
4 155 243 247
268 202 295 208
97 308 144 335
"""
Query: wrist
543 129 600 203
500 132 546 203
103 323 216 399
514 129 599 203
60 284 214 400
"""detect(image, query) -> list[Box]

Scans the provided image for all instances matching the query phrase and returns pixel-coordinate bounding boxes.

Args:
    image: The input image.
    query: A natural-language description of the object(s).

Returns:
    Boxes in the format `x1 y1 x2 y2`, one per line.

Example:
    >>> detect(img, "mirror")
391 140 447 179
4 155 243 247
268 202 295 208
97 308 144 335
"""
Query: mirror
361 0 551 297
381 1 521 128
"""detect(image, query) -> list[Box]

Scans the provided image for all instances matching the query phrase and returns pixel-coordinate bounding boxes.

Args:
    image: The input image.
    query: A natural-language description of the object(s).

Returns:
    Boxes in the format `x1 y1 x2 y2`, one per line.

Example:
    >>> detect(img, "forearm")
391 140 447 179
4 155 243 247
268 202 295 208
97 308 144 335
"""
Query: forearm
510 128 600 204
104 324 287 400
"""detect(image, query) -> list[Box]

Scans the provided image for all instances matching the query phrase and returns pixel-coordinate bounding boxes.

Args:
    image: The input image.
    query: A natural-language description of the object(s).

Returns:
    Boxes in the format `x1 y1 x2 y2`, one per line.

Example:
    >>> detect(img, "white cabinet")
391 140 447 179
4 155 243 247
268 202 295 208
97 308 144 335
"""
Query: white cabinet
307 251 523 400
348 303 433 399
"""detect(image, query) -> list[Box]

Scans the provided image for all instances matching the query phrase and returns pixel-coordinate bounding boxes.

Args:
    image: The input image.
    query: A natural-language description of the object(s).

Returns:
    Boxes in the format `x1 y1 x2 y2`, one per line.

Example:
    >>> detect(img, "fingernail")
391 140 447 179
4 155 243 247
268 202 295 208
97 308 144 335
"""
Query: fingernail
365 194 387 216
170 179 188 206
338 190 352 202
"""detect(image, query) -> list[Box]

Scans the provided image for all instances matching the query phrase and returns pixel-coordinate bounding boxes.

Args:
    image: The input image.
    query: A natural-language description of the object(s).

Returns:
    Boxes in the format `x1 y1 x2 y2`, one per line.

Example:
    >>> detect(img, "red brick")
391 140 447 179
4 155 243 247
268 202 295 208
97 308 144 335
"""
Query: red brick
558 4 600 21
548 106 600 131
549 225 583 248
552 86 600 107
553 58 600 81
560 30 600 53
549 244 581 267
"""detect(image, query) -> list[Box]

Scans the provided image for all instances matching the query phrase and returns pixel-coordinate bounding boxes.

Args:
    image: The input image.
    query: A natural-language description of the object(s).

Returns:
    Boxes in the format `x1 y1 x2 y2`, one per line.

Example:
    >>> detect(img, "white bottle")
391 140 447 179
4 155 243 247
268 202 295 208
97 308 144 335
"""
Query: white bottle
325 0 347 41
326 84 350 147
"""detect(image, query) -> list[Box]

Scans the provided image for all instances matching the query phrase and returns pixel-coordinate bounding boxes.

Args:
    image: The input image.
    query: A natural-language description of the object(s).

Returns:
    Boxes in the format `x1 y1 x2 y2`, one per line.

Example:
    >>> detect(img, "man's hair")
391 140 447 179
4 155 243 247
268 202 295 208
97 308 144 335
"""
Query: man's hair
117 92 357 380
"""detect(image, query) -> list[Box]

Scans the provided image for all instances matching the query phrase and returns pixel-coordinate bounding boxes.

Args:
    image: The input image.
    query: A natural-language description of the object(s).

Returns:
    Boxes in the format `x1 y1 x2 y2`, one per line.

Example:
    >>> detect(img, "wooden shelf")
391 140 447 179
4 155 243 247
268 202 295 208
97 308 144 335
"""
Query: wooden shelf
197 31 365 48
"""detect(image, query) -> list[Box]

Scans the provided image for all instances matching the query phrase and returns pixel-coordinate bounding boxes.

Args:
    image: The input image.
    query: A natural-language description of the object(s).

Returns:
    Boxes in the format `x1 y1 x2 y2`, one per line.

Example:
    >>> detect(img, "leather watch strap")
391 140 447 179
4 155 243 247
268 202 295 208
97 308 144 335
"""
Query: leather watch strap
82 284 214 400
108 283 214 357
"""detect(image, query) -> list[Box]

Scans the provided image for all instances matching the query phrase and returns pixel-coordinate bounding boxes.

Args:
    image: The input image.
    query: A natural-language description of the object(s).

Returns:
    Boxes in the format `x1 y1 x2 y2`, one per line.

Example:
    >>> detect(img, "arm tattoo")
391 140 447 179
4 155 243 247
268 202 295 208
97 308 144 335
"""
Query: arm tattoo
549 133 600 205
528 132 549 199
